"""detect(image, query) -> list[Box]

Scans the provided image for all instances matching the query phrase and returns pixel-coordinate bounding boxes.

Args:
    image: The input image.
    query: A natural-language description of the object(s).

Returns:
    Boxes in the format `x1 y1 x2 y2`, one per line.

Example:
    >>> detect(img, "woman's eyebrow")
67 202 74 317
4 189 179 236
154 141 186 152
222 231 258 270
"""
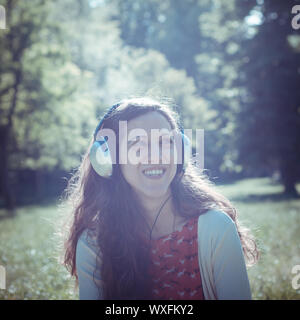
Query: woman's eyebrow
127 135 147 147
127 132 173 147
161 133 174 139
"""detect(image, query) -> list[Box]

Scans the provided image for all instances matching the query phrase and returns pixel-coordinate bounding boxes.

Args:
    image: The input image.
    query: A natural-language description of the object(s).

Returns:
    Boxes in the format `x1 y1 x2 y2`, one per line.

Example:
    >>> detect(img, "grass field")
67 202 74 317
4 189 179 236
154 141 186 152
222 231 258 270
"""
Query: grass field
0 177 300 300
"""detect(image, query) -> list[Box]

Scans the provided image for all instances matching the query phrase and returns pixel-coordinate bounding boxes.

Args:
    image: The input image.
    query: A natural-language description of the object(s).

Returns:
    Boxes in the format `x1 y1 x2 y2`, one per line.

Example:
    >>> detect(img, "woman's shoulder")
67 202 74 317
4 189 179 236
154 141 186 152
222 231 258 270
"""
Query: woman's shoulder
198 209 234 226
197 209 236 240
76 228 102 274
77 228 99 253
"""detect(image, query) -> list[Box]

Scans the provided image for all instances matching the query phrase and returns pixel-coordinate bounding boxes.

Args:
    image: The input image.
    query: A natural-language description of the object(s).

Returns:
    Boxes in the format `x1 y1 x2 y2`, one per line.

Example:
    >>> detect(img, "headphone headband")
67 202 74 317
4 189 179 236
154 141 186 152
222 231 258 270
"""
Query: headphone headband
93 103 121 141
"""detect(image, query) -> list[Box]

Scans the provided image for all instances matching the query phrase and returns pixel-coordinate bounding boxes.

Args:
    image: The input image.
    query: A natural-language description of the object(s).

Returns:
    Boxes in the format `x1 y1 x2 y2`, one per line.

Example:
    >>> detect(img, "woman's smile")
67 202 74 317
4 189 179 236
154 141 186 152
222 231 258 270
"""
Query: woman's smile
141 166 167 180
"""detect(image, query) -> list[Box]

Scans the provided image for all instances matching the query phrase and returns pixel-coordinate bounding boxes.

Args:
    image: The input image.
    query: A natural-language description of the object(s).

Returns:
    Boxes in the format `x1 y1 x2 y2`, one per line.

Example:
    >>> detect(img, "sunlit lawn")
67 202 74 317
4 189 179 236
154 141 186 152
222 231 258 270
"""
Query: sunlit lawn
217 178 300 300
0 177 299 300
0 204 77 300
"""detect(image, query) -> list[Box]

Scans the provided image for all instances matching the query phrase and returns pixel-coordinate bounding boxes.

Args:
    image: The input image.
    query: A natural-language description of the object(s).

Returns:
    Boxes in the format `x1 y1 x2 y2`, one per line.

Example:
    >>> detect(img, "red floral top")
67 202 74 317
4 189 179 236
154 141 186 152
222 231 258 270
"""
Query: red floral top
148 215 205 300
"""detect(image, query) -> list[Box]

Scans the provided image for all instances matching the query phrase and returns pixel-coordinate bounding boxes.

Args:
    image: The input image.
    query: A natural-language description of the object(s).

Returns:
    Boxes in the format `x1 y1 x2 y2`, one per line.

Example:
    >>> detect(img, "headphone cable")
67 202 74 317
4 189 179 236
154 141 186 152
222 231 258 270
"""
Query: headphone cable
148 194 172 242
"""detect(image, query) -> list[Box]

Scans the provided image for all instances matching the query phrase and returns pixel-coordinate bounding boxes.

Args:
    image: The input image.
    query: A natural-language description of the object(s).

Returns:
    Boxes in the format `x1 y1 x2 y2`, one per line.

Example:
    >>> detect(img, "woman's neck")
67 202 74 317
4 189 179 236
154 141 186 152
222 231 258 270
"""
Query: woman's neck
137 189 178 236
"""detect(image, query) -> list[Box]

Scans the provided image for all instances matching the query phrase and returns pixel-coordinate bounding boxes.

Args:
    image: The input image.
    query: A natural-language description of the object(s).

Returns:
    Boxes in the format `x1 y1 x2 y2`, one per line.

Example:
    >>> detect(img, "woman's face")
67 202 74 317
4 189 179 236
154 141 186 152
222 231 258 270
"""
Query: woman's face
119 111 178 199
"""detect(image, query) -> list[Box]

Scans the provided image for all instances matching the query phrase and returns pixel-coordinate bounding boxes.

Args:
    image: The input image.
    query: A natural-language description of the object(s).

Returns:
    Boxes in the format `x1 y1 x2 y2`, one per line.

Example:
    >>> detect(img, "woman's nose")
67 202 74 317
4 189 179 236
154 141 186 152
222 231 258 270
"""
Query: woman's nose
147 143 161 165
147 142 172 165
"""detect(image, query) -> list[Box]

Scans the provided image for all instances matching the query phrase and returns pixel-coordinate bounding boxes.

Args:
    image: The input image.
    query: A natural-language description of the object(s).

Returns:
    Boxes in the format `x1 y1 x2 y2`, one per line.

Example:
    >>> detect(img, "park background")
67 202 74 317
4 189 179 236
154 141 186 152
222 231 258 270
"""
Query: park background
0 0 300 299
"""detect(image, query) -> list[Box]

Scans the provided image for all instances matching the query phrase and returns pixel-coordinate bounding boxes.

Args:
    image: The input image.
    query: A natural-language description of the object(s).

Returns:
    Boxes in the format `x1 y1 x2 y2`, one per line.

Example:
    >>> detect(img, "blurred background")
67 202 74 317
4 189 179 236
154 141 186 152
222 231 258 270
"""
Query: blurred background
0 0 299 299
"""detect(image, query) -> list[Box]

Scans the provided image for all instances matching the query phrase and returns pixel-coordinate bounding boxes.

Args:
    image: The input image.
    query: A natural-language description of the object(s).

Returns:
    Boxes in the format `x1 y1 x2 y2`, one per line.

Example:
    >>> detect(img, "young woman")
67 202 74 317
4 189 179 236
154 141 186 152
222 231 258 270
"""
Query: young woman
61 97 259 300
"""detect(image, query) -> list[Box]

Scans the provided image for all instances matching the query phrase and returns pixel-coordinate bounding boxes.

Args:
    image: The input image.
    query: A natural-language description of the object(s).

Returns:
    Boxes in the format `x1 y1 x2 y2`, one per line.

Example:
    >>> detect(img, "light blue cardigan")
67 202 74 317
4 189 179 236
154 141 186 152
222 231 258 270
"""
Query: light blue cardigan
76 209 252 300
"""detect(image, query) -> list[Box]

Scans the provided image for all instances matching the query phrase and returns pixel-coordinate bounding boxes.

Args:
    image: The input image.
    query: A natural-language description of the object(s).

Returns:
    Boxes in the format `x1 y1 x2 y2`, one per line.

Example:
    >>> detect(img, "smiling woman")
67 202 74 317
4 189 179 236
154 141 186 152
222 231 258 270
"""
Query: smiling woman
60 97 259 300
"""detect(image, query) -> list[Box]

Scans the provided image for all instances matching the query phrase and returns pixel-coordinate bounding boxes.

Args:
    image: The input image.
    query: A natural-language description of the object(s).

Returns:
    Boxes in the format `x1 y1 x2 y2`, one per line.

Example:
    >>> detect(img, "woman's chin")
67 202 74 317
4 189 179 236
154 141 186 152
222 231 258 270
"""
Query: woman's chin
138 185 170 199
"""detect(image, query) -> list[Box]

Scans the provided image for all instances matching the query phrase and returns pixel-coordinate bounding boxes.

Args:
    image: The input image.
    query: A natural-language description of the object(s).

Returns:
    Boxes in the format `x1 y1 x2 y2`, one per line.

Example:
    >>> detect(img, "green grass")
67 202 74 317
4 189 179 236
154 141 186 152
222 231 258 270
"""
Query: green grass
0 177 299 300
0 204 77 300
217 178 300 300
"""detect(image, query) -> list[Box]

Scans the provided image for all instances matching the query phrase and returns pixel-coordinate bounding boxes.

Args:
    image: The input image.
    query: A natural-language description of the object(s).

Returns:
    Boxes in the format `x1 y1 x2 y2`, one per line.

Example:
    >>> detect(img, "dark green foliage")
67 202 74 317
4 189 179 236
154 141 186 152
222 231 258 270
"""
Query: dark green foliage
0 0 299 211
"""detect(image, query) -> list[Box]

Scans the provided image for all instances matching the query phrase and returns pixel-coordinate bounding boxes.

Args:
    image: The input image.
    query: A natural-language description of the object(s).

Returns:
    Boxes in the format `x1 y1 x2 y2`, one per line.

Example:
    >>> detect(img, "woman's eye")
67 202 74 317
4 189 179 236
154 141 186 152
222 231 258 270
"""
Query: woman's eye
140 140 147 146
160 137 173 145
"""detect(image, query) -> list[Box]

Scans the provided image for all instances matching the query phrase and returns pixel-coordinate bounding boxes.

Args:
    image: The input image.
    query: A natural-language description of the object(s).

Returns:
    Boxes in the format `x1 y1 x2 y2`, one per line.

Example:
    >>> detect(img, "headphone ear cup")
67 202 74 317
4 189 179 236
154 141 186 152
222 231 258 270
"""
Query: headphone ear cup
89 137 113 177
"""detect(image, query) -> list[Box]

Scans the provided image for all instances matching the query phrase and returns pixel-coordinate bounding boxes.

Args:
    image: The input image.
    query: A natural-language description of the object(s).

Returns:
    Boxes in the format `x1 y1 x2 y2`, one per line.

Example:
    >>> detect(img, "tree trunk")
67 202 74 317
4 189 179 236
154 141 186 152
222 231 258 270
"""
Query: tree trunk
0 70 22 215
0 127 16 216
35 170 44 202
280 159 299 197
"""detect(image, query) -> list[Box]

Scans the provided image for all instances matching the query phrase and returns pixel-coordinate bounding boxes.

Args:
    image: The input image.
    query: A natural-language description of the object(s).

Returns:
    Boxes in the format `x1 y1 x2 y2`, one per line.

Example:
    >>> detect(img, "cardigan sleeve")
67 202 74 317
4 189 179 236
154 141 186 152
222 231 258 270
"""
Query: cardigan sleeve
211 212 252 300
76 229 103 300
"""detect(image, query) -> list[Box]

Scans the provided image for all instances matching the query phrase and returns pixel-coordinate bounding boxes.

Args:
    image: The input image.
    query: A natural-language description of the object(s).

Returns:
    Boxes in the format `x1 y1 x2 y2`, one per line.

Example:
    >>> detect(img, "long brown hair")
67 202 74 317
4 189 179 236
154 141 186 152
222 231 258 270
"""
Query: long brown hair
59 97 259 300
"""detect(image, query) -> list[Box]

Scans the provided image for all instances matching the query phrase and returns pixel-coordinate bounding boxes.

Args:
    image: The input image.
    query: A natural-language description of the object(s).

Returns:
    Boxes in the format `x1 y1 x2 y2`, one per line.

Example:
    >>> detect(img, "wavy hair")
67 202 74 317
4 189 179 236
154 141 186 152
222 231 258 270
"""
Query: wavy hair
59 97 259 300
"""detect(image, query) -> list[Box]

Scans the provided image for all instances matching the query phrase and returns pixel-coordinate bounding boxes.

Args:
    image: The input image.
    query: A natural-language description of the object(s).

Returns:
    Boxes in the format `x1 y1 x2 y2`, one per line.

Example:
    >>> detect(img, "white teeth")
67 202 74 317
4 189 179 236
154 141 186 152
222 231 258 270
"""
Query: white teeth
143 169 164 176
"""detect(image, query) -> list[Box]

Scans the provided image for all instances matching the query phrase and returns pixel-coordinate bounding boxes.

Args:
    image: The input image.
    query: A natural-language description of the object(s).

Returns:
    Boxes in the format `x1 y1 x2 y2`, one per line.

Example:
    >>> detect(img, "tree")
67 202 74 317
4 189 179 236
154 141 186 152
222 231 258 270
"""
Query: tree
0 0 52 213
0 0 97 212
193 0 300 193
232 0 300 195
